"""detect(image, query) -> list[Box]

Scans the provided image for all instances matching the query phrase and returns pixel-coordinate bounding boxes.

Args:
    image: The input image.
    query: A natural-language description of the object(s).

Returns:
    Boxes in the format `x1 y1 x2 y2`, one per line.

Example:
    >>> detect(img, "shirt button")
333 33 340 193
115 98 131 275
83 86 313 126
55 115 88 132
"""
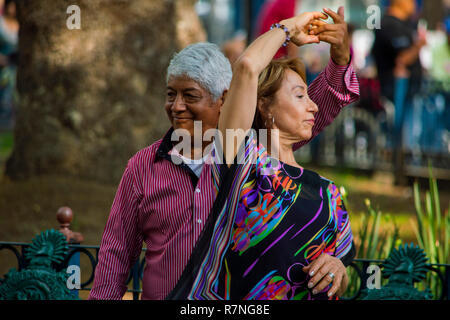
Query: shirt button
197 219 202 224
195 188 201 193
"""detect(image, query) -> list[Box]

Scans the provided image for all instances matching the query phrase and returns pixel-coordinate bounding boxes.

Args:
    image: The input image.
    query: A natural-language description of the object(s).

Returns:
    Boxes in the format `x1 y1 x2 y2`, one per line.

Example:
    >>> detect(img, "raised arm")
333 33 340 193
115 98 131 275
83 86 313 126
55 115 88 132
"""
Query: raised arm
219 12 327 166
292 7 360 151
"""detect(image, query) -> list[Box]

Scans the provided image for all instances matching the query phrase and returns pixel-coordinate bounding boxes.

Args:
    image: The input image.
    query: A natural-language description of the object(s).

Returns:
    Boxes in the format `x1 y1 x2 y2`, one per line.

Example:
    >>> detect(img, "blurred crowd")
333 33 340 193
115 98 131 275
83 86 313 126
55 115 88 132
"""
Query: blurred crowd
199 0 450 178
0 0 448 178
0 0 18 130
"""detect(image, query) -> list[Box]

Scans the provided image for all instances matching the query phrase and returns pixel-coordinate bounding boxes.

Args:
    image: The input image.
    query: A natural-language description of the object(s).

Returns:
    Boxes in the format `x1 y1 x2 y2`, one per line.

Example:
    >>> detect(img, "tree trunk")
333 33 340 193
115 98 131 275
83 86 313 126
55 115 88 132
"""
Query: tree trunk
5 0 206 183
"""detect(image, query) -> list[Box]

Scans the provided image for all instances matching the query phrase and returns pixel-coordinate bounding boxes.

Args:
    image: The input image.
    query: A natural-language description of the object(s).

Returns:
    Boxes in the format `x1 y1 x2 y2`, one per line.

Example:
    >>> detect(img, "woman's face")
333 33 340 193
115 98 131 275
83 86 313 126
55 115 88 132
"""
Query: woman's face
267 69 318 144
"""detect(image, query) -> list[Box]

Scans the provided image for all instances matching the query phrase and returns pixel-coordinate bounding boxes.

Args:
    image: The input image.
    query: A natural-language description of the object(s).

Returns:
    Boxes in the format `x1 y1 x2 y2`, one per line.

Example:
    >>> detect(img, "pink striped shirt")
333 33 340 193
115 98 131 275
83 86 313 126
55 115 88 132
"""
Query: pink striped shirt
88 58 359 300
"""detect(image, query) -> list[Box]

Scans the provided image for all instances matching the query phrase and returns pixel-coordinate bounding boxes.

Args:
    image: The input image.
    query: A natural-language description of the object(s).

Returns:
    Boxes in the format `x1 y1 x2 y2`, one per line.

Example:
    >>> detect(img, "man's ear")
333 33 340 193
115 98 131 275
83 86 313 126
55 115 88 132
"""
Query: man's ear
219 90 228 108
217 90 228 115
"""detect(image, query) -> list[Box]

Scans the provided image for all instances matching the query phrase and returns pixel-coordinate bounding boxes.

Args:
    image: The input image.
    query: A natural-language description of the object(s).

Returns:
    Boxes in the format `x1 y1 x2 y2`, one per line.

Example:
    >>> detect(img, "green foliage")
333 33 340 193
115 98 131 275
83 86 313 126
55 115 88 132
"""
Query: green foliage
0 131 13 159
410 166 449 299
411 167 449 265
340 186 401 261
356 198 401 260
342 166 449 300
341 186 401 299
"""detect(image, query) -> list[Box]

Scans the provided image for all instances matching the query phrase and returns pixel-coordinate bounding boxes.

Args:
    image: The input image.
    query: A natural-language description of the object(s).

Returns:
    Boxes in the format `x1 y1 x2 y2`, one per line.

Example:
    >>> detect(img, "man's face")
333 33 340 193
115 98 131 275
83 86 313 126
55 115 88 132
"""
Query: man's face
165 75 222 138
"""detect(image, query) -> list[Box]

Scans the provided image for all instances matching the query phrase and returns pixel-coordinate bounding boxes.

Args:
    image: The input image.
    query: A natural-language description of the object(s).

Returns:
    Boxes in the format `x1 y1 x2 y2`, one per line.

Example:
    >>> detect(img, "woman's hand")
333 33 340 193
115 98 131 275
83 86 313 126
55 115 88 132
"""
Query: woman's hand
302 253 349 297
281 12 328 47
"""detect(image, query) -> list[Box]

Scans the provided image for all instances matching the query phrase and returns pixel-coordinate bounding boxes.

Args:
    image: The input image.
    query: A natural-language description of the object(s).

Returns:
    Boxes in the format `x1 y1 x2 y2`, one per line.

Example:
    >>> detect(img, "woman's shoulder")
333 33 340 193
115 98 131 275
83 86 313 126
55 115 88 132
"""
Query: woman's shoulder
300 168 337 189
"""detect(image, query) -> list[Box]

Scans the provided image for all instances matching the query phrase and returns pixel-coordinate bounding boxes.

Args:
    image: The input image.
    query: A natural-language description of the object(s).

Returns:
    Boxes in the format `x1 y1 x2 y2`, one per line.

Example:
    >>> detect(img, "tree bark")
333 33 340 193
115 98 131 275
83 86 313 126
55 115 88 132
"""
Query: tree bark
5 0 206 183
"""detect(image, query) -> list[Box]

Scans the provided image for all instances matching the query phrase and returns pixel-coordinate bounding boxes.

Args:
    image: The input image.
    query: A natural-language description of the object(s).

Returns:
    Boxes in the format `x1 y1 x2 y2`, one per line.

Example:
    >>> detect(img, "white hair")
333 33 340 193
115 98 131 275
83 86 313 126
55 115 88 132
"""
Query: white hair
166 42 232 101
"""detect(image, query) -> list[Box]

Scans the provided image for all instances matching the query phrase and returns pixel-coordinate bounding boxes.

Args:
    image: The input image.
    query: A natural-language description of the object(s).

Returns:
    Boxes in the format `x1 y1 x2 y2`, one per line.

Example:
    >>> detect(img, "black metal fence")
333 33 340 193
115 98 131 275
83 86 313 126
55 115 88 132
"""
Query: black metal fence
1 241 448 300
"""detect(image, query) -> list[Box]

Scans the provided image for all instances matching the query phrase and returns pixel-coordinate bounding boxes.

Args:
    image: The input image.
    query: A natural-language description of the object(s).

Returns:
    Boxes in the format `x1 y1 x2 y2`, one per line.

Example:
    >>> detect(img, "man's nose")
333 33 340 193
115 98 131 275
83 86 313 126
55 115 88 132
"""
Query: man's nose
171 94 186 112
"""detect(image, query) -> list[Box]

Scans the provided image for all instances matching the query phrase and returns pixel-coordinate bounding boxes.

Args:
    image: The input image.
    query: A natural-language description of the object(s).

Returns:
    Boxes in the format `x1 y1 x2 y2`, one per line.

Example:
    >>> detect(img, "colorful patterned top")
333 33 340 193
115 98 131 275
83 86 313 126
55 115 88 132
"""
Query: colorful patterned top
170 131 355 300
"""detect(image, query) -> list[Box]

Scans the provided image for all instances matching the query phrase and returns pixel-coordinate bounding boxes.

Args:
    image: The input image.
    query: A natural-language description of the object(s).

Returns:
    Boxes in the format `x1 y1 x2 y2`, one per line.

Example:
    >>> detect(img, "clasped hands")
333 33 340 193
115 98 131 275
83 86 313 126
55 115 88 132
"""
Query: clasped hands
281 6 350 66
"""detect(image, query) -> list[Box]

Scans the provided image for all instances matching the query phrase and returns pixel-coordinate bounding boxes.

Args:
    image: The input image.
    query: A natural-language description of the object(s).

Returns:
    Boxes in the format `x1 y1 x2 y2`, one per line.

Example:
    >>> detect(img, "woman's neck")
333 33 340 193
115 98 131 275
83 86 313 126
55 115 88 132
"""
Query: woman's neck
278 141 300 167
266 132 302 168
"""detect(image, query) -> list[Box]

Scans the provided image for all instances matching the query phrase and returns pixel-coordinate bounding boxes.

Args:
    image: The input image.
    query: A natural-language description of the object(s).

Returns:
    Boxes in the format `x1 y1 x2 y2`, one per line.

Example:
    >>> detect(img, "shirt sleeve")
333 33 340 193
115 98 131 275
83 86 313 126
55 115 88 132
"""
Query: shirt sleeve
292 58 360 151
327 183 355 267
88 161 143 300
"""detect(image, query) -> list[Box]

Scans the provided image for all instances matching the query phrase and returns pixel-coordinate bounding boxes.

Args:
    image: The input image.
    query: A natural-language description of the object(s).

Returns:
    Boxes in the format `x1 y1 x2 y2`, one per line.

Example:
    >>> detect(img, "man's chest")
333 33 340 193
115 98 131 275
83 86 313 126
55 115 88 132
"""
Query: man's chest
138 162 216 244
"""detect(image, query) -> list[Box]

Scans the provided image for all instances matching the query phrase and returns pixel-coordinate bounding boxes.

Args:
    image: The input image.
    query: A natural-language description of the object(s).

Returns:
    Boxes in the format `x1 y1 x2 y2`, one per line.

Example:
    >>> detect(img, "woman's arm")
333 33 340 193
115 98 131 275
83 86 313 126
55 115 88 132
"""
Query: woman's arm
218 12 327 166
302 183 355 297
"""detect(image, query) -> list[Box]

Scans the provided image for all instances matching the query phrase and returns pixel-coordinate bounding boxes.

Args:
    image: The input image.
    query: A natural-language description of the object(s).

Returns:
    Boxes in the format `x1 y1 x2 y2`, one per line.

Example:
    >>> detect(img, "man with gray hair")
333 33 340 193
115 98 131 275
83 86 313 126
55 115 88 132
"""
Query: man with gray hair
90 28 359 299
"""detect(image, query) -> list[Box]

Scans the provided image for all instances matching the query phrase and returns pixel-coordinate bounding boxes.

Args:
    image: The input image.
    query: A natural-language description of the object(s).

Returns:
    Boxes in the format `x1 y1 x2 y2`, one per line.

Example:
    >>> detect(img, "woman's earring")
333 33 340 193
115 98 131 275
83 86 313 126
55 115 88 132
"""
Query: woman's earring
267 114 275 128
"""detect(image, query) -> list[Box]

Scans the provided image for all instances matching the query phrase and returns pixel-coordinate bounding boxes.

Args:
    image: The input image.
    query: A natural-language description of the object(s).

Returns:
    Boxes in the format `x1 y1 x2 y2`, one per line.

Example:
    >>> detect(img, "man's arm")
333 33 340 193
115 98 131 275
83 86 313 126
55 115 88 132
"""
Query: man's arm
88 161 143 300
396 40 425 67
293 6 360 151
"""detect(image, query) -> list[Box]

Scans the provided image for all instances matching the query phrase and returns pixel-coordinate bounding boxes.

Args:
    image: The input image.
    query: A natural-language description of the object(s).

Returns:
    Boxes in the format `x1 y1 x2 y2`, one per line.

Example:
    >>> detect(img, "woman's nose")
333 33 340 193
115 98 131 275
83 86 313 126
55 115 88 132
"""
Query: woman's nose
309 99 319 114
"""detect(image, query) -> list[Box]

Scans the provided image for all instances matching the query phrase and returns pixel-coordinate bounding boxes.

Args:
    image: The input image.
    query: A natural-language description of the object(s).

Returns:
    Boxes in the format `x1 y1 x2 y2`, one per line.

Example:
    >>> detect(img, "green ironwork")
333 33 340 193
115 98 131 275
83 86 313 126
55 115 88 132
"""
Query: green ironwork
361 243 433 300
0 229 78 300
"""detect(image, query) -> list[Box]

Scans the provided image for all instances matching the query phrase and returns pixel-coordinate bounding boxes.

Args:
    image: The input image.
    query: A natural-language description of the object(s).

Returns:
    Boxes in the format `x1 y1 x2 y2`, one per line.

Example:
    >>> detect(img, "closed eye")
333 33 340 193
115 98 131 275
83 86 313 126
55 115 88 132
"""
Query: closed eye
184 94 201 102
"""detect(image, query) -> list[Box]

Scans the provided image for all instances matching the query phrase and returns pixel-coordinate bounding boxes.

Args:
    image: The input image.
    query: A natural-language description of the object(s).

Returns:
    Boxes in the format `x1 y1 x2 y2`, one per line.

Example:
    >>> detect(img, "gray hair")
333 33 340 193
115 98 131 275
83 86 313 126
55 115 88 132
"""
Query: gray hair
166 42 232 101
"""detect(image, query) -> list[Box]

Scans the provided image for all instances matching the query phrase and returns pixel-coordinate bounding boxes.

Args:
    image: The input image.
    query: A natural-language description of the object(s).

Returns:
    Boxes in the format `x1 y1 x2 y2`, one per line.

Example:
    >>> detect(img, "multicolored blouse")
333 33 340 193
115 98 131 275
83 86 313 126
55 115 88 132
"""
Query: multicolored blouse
172 132 354 300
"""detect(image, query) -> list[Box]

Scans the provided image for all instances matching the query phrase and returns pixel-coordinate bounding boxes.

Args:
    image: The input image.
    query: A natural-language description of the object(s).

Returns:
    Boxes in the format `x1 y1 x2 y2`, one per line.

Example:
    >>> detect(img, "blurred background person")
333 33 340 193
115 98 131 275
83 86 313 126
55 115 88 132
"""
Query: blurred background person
372 0 427 184
0 0 18 130
430 16 450 86
221 31 247 65
372 0 426 102
429 16 450 156
255 0 298 58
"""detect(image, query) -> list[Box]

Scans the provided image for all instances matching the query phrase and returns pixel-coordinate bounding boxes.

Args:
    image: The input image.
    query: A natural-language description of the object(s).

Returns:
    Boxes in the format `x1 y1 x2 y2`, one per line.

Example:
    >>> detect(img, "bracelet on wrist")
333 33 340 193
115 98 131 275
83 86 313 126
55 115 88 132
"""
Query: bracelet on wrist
270 23 291 47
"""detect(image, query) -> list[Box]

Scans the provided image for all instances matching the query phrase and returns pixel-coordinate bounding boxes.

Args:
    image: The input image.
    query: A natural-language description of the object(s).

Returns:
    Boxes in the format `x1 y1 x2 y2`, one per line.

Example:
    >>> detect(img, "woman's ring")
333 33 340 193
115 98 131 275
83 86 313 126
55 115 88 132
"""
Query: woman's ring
327 272 335 282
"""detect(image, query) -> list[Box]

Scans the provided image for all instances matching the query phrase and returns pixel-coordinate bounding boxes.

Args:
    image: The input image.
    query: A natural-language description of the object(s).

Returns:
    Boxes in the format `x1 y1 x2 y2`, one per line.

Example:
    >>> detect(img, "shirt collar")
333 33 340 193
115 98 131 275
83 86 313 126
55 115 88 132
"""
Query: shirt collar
155 127 176 162
155 126 204 186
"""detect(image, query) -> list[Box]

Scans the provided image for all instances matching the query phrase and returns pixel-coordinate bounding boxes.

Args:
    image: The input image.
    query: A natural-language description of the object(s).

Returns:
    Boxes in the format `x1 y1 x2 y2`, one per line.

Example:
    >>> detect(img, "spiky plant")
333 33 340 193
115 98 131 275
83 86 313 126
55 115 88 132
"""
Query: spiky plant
410 166 449 299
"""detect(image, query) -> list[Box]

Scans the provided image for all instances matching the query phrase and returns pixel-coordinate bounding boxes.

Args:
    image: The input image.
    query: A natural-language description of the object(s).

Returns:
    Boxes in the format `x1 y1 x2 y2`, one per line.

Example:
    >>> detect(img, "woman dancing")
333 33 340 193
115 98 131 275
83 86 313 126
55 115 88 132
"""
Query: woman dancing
169 10 356 300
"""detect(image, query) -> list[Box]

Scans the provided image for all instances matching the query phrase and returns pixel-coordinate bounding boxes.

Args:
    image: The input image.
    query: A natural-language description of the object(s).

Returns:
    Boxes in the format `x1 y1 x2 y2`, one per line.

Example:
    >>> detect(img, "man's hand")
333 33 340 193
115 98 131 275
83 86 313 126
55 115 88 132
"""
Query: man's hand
310 7 351 66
